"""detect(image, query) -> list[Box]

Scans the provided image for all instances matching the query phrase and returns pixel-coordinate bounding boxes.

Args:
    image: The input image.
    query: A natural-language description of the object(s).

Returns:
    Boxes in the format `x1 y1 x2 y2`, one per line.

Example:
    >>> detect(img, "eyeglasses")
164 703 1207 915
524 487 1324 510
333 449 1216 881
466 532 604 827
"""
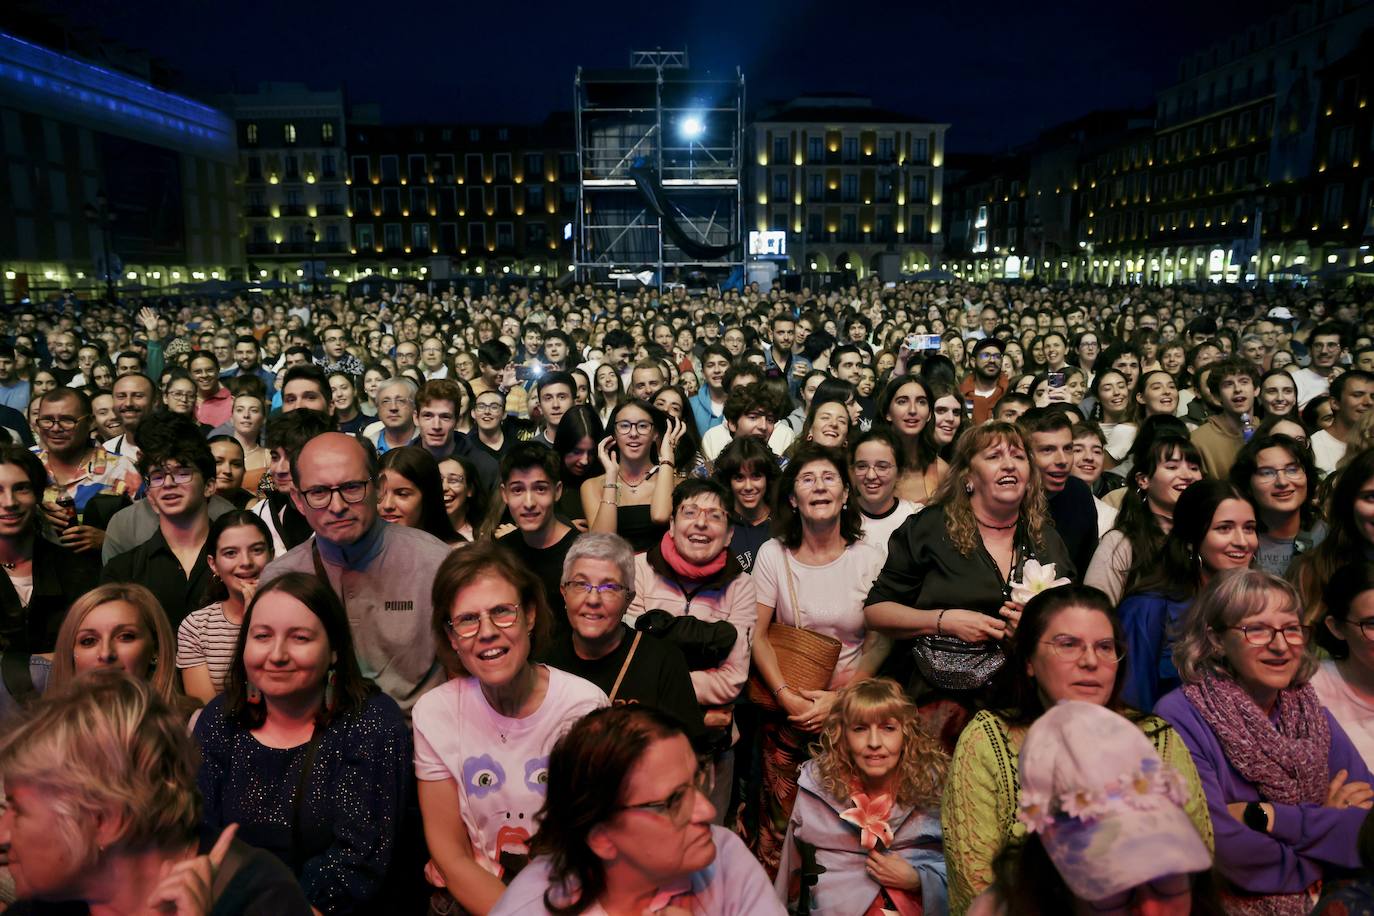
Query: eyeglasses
300 479 372 509
445 603 521 639
678 504 728 525
563 579 630 599
474 402 504 414
1253 464 1306 482
1228 623 1309 647
148 466 197 488
35 414 88 430
620 767 714 826
1342 618 1374 641
853 461 896 475
1088 873 1192 911
1042 636 1125 663
615 420 654 435
378 397 413 408
166 390 196 401
441 475 467 489
796 471 842 489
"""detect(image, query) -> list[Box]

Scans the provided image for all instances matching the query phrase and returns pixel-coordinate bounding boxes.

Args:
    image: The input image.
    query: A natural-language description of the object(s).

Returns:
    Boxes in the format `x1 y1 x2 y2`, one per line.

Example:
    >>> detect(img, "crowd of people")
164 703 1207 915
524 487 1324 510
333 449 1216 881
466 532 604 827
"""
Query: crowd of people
2 275 1374 914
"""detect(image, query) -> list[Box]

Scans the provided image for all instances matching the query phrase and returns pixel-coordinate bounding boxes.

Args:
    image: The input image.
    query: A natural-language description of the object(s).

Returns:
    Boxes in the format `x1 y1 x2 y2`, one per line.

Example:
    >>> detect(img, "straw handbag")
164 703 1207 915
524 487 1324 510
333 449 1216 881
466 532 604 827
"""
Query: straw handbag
747 550 841 712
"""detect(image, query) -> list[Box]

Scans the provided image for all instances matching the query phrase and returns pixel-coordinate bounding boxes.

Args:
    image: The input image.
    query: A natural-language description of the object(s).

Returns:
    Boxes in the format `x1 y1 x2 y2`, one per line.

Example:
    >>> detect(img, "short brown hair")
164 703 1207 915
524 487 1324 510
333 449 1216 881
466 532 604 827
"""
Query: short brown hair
430 541 553 676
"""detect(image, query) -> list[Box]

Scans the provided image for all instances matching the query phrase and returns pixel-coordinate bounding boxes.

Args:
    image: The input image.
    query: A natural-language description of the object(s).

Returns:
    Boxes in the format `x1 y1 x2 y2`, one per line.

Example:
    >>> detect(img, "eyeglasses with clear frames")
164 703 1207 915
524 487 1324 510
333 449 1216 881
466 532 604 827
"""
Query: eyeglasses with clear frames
1253 464 1305 482
1042 635 1125 663
678 504 729 525
445 604 522 639
441 475 467 489
853 461 895 475
148 467 197 488
796 471 842 489
619 766 714 826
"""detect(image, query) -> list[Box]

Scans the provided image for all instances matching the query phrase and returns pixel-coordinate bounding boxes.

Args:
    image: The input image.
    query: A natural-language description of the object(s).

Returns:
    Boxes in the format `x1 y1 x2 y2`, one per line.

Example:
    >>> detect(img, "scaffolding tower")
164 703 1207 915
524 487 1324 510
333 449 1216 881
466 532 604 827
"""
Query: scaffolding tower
573 50 745 286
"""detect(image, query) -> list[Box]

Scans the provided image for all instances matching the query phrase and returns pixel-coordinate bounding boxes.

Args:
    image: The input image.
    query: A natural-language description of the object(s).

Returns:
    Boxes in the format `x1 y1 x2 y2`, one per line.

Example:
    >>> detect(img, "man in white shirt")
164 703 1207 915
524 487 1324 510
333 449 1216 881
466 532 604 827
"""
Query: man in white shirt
1293 322 1347 409
1311 370 1374 475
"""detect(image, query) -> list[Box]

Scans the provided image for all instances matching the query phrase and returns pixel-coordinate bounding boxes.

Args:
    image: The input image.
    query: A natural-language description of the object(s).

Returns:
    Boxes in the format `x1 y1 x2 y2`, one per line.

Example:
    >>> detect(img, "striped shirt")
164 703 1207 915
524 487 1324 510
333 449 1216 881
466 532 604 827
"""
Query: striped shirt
175 602 241 693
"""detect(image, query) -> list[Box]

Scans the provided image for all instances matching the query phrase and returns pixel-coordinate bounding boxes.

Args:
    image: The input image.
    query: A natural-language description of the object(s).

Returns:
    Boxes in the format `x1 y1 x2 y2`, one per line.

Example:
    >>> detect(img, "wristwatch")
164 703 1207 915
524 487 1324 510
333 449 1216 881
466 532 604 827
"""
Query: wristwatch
1243 801 1269 833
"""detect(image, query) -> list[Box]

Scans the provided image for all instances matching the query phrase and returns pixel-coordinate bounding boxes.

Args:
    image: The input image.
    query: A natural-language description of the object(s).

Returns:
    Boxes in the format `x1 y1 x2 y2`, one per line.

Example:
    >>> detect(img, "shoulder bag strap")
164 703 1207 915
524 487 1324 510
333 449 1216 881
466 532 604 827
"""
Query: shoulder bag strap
289 727 325 870
607 631 643 704
782 549 803 630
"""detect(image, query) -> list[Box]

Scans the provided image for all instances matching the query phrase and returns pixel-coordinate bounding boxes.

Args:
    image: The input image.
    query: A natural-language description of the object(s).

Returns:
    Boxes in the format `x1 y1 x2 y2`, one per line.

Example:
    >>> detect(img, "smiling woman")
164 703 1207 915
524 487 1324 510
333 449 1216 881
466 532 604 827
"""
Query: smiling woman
414 543 608 915
941 585 1212 915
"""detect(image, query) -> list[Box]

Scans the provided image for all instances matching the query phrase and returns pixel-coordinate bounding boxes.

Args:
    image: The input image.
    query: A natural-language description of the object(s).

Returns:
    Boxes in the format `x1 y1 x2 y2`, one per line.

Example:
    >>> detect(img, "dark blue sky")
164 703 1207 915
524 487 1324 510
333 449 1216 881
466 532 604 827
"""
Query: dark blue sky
54 0 1288 152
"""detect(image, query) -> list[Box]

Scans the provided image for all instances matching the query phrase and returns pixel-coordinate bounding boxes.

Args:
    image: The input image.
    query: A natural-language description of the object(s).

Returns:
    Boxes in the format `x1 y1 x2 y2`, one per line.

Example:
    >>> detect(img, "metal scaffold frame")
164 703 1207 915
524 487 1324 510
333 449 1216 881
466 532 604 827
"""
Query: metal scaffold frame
573 50 744 286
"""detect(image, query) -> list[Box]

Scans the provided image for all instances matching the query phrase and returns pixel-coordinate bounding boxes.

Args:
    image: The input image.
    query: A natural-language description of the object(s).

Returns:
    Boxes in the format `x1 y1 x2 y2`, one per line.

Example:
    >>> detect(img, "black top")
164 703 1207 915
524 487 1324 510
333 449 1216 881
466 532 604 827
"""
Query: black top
542 624 706 745
0 534 100 653
7 839 311 916
102 528 214 629
864 504 1075 690
727 517 772 574
337 412 368 435
617 503 668 554
496 526 580 638
1046 476 1097 583
194 693 413 914
446 432 500 494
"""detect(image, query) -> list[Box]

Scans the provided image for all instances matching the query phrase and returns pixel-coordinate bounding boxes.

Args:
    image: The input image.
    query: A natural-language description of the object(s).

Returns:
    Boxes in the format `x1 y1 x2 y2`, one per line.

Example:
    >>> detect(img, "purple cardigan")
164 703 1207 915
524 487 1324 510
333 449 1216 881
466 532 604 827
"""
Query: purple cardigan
1155 687 1370 895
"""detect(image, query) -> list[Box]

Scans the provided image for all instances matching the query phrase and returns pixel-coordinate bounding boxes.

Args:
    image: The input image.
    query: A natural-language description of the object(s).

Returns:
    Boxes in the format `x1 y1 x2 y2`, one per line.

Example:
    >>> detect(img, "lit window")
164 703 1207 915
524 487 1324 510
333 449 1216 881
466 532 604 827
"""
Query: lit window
246 123 258 144
322 122 335 143
284 123 297 144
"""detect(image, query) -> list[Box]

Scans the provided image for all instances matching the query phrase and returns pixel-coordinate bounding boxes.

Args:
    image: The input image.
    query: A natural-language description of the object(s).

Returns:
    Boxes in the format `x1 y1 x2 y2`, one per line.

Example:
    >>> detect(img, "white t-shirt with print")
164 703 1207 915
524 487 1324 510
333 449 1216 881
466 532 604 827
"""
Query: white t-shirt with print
413 667 607 878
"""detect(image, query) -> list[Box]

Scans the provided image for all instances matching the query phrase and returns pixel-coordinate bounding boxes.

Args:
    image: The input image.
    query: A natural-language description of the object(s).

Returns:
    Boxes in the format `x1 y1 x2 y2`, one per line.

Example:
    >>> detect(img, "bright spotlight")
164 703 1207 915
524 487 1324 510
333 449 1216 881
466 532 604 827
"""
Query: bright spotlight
680 114 705 140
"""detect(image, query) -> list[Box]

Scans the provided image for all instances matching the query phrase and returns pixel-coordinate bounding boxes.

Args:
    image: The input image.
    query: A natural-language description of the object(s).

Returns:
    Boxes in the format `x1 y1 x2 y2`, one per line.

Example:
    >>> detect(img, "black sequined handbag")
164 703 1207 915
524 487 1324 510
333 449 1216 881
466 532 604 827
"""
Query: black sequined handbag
911 635 1005 691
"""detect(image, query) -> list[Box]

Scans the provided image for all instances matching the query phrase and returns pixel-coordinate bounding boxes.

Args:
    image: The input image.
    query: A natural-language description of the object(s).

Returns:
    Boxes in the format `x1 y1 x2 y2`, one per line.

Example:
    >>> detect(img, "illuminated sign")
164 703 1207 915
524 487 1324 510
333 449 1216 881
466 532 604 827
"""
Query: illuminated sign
749 230 787 258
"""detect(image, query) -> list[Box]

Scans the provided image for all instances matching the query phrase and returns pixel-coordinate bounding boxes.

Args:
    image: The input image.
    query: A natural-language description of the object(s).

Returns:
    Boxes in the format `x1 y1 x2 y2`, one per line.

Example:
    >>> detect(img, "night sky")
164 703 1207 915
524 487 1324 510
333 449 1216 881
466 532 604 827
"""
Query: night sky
51 0 1293 152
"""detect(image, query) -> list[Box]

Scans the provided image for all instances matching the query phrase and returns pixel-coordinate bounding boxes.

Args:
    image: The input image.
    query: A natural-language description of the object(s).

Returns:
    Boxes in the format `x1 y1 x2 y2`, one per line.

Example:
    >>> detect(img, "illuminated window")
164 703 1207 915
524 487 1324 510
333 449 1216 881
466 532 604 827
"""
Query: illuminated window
246 123 258 144
322 122 335 143
284 123 297 144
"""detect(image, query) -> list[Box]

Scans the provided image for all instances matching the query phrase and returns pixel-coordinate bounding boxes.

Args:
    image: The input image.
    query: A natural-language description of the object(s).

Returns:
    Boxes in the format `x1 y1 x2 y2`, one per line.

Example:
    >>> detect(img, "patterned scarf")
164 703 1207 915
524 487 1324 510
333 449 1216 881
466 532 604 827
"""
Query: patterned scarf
1183 672 1330 916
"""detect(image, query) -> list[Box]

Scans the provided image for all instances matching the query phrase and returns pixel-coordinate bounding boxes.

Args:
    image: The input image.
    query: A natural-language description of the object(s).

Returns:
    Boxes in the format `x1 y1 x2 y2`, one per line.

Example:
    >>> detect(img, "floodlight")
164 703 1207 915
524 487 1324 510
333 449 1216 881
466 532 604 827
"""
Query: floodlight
680 114 705 140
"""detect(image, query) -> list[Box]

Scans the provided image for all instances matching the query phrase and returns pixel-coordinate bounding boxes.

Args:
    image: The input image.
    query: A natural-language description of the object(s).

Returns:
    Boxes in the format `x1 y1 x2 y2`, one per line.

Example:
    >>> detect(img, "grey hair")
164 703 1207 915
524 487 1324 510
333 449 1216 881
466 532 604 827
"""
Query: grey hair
561 532 636 595
376 376 418 399
1172 567 1318 686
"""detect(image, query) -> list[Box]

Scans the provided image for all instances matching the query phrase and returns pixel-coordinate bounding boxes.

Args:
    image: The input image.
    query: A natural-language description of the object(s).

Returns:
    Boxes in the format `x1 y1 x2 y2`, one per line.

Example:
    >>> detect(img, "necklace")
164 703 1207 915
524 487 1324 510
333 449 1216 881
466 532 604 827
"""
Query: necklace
618 466 653 491
974 515 1017 531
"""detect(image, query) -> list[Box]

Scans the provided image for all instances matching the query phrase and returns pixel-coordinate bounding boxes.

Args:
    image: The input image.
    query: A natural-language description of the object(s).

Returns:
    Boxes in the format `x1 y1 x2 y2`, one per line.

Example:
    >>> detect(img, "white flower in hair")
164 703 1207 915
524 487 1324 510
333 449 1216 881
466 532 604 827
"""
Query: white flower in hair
1009 559 1072 605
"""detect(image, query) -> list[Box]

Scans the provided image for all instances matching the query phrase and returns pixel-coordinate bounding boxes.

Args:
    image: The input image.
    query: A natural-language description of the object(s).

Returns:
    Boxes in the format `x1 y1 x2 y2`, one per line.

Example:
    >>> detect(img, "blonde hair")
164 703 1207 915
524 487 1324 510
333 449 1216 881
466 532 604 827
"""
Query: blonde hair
1172 568 1319 686
934 421 1048 555
49 582 181 704
813 678 947 809
0 671 201 867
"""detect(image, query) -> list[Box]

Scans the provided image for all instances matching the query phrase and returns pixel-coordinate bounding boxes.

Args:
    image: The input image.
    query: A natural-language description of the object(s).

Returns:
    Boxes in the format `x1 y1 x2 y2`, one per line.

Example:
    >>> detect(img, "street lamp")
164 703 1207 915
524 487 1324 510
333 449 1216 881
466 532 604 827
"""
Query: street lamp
83 194 117 304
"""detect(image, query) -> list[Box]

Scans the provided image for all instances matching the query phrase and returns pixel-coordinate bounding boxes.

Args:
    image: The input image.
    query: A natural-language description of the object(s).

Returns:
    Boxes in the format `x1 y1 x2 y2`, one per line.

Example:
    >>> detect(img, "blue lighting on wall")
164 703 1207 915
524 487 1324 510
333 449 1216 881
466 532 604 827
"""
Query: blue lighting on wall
0 32 234 157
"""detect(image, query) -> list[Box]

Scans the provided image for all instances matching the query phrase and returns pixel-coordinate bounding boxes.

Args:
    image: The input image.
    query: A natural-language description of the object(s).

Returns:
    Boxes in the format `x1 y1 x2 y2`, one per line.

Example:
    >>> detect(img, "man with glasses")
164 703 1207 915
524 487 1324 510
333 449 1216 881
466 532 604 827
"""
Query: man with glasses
496 443 580 634
958 337 1008 424
35 387 142 555
1293 322 1347 409
469 388 513 463
259 431 449 716
544 533 705 741
368 378 419 454
317 327 364 377
419 337 449 380
102 412 215 628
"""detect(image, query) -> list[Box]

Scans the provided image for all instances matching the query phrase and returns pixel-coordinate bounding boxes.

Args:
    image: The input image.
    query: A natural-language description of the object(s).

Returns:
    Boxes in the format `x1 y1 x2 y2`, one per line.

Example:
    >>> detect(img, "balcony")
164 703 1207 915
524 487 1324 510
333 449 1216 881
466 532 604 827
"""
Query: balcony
283 204 307 217
317 203 346 216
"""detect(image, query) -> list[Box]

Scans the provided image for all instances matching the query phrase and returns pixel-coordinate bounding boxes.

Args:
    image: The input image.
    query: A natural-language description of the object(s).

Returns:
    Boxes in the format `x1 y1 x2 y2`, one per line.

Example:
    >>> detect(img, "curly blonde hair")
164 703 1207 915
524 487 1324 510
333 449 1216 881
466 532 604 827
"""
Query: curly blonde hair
933 421 1048 556
813 678 948 810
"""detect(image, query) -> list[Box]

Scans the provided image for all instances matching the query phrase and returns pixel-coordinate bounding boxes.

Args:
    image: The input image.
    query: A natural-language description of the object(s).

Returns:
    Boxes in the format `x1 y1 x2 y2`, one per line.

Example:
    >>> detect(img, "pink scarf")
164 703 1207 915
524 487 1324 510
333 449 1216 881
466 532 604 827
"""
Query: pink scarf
659 531 727 581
